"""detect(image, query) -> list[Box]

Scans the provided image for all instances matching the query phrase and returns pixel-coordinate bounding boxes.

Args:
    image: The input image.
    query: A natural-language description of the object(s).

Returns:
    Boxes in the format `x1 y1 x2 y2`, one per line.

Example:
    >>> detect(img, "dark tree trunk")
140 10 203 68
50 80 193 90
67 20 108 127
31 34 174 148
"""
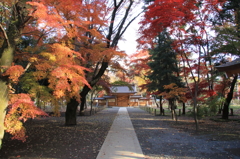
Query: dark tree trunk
182 102 185 115
222 75 238 119
153 95 159 108
65 98 79 125
79 95 86 116
159 96 164 115
169 98 177 121
65 62 108 123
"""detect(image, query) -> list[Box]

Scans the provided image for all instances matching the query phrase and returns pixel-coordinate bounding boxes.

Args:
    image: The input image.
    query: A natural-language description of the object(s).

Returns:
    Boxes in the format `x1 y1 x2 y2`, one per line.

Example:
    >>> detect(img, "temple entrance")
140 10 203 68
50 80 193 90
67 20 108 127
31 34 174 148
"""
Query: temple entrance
117 95 129 106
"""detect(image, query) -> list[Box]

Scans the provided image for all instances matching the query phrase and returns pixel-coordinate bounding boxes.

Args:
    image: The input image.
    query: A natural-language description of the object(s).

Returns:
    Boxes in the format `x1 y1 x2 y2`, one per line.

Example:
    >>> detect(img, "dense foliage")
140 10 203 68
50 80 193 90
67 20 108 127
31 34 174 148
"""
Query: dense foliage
129 0 240 130
0 0 142 147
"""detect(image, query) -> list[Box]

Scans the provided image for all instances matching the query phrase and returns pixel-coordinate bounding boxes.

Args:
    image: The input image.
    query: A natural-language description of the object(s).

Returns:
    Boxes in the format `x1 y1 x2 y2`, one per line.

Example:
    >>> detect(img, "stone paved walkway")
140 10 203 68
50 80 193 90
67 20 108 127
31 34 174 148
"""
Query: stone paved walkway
96 107 145 159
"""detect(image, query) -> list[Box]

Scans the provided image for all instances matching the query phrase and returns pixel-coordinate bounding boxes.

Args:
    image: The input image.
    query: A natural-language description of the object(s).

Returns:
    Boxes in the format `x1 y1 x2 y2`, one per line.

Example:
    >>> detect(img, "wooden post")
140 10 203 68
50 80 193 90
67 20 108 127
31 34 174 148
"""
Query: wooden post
179 109 181 116
162 109 165 116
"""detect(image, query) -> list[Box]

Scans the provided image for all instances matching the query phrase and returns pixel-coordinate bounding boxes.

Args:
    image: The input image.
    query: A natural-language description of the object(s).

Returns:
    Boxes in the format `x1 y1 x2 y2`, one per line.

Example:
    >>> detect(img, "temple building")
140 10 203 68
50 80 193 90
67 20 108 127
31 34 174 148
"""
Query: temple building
93 85 154 107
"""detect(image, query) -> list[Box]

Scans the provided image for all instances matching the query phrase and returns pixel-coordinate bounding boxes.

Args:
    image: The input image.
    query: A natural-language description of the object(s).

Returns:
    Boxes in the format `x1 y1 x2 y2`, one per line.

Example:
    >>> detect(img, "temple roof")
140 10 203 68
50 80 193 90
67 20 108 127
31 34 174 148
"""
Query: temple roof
110 85 137 94
102 95 116 99
215 58 240 77
215 58 240 68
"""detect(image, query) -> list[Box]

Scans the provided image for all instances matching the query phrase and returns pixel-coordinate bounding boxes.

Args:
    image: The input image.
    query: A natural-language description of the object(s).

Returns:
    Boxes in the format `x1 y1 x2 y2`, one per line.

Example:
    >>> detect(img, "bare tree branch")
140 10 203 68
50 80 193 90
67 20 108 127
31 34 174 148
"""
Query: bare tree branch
119 11 143 38
0 24 10 47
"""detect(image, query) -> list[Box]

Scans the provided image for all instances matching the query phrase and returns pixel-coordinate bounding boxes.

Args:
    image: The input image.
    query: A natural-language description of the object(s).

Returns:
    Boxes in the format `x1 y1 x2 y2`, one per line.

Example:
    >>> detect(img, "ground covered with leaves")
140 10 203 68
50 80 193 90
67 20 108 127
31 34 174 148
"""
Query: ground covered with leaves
0 108 119 159
1 107 240 159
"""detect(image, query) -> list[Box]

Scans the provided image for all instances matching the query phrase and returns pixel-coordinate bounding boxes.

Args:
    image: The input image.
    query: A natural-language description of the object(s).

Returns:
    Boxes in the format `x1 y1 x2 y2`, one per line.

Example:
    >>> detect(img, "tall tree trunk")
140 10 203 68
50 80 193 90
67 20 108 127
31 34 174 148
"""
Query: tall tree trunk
153 95 159 108
79 95 86 116
0 45 14 147
193 96 199 131
65 62 108 124
159 96 164 115
222 75 238 119
89 89 95 116
182 102 185 115
169 99 177 122
192 82 199 131
0 81 8 148
65 98 79 125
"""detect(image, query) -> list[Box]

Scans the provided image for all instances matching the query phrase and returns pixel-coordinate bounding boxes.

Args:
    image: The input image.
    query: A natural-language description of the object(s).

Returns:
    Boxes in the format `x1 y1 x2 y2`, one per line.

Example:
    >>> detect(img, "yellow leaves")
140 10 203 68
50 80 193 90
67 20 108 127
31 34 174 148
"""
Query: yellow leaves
51 43 83 64
5 93 48 142
27 42 90 101
40 52 56 62
29 57 38 63
4 118 26 142
55 90 65 99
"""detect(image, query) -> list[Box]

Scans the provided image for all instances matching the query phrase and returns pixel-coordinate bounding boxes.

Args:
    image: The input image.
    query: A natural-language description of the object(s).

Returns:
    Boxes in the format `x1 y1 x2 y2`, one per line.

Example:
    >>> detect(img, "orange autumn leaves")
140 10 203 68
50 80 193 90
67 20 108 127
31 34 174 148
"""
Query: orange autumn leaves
2 0 123 142
2 65 25 83
33 43 91 100
160 83 187 102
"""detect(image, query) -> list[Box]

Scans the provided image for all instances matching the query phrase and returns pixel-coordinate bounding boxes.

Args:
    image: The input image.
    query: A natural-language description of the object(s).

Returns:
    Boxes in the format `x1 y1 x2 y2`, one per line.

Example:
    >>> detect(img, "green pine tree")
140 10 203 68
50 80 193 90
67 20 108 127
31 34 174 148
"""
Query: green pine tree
147 30 183 116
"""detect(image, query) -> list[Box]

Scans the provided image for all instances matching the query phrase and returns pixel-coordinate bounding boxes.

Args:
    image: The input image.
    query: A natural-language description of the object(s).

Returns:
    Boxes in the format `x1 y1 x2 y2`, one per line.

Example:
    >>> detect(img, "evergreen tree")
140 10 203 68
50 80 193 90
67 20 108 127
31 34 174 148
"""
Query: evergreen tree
147 30 183 115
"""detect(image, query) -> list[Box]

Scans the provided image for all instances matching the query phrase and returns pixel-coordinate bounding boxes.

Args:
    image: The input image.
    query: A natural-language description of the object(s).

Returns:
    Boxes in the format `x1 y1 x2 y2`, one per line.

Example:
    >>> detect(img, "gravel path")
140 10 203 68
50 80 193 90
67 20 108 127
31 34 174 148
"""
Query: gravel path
127 107 240 159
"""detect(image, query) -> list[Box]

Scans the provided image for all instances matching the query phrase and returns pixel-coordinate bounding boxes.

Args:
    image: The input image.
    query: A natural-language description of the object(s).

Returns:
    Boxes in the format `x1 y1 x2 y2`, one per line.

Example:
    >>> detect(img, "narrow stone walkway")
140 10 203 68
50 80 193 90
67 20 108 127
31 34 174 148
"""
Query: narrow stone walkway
96 107 145 159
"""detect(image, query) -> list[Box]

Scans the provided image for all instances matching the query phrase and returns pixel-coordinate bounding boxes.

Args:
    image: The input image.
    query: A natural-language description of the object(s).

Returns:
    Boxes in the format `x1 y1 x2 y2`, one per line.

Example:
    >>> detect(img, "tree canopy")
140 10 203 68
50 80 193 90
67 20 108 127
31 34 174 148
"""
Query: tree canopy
0 0 143 147
1 0 240 148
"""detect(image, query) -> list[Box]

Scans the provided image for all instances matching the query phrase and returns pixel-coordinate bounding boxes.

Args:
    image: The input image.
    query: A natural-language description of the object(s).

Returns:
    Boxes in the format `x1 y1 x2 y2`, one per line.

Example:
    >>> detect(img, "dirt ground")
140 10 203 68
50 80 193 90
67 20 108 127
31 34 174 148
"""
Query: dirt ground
163 110 240 141
128 107 240 159
0 108 119 159
0 107 240 159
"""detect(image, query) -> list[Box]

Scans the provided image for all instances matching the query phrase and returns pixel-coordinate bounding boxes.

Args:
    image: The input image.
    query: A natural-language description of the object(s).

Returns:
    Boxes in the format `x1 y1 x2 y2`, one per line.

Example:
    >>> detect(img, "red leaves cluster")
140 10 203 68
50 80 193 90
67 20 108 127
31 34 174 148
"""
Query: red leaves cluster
128 50 150 76
139 0 197 46
138 0 227 48
136 0 229 104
